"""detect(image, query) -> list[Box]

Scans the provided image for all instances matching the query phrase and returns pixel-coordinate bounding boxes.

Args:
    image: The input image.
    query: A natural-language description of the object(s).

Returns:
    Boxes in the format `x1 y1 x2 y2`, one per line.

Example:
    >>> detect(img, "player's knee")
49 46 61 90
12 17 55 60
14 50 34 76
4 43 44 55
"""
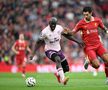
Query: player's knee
93 64 100 69
51 53 61 63
51 54 62 69
54 56 61 63
91 60 100 69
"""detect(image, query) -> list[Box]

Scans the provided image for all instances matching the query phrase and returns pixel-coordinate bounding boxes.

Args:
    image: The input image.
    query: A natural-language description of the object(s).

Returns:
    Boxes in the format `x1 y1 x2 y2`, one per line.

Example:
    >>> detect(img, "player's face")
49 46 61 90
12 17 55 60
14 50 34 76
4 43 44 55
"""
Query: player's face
19 34 24 40
49 22 56 31
83 12 92 21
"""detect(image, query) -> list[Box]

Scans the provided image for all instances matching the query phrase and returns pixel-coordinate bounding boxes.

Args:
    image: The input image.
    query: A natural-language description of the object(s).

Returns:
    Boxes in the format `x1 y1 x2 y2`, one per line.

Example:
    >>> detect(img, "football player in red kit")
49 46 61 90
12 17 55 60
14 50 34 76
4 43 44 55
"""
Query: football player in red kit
12 33 32 77
72 6 108 84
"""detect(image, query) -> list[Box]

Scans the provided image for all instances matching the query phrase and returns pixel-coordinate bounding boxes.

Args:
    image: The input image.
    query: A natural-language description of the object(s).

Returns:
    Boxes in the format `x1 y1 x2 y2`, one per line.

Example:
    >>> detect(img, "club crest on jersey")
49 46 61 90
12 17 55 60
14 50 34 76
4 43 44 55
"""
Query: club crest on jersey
94 23 97 27
87 30 90 34
84 26 87 28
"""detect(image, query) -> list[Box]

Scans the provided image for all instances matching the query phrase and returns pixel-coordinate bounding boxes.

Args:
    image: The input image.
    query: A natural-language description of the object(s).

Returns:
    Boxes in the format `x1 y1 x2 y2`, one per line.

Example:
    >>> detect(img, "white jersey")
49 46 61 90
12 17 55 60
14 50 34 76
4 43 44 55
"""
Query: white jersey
40 25 64 51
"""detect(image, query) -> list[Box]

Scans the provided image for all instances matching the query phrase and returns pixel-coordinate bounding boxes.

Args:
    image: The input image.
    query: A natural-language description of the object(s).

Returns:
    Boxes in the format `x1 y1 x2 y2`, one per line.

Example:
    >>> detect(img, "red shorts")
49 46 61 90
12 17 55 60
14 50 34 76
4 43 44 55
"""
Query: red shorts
84 43 107 61
15 55 27 65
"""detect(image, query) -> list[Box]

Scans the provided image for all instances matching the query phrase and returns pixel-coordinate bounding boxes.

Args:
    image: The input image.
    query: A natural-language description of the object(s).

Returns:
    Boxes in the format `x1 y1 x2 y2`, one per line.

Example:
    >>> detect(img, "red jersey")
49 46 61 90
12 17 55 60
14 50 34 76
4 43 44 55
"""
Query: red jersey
14 40 28 56
72 17 105 46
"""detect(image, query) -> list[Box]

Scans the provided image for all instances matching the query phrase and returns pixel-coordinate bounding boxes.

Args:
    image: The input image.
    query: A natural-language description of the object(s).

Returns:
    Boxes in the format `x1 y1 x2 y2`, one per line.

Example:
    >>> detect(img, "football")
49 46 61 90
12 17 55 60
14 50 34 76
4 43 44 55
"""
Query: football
25 77 36 87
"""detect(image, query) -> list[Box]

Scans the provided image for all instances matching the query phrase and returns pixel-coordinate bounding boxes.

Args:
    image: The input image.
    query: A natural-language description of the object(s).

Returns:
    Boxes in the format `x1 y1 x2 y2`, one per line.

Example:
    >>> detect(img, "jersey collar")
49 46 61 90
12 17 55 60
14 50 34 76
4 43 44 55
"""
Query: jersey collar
84 16 94 23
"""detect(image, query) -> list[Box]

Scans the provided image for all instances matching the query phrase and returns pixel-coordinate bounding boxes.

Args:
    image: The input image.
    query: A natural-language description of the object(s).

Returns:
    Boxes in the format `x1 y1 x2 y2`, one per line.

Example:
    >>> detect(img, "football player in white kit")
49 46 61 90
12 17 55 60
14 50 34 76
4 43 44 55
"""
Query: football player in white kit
31 17 84 85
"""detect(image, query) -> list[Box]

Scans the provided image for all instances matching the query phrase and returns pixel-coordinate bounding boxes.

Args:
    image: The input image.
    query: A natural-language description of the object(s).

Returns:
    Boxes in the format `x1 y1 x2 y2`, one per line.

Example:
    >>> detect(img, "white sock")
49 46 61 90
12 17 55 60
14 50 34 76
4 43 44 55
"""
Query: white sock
57 68 65 82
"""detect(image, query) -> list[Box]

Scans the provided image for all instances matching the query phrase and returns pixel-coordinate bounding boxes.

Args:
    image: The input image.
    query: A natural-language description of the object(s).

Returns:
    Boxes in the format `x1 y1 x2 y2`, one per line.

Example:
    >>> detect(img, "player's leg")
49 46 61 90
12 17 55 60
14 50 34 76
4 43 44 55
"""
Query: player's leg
96 44 108 84
84 56 90 69
85 50 100 69
45 50 69 85
15 56 21 72
57 50 69 85
100 54 108 84
84 55 98 76
91 59 100 69
54 58 69 85
15 57 26 77
61 59 69 73
45 50 61 83
51 53 69 85
104 62 108 84
84 48 100 69
58 50 69 73
22 57 27 78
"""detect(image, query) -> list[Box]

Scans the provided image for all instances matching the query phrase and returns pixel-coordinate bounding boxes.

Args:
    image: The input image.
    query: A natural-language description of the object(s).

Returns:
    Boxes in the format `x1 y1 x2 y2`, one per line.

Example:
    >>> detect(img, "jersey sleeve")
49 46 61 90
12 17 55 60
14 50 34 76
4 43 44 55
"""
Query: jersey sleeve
40 30 46 40
58 25 64 34
72 21 81 34
98 18 105 30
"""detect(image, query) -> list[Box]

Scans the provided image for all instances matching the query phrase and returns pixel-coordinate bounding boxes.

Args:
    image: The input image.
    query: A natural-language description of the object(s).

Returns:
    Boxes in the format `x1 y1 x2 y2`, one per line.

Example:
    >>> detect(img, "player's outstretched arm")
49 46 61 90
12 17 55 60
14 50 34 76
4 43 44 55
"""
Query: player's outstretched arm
62 28 85 47
27 46 32 54
35 39 45 51
99 18 108 34
29 38 44 61
12 43 19 54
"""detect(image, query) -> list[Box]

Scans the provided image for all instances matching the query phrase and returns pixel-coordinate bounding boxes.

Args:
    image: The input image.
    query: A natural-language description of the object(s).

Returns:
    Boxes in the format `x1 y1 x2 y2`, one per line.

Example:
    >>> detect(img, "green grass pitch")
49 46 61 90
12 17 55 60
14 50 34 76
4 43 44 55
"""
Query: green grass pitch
0 72 108 90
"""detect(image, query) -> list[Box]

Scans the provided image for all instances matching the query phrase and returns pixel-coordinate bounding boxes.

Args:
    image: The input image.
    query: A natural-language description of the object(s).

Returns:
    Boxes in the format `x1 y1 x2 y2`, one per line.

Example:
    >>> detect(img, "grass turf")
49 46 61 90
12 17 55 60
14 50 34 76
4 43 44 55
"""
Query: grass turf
0 72 108 90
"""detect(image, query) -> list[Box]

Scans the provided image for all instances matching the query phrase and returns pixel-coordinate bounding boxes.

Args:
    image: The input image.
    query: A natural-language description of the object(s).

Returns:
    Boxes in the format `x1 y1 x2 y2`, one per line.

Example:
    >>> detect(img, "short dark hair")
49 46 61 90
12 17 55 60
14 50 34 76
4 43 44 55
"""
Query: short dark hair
49 17 57 24
83 6 92 13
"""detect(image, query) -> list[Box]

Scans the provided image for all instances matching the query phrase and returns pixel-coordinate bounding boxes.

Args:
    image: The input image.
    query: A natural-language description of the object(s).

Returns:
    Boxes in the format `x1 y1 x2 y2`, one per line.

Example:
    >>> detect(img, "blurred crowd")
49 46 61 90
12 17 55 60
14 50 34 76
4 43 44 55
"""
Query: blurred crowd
0 0 108 65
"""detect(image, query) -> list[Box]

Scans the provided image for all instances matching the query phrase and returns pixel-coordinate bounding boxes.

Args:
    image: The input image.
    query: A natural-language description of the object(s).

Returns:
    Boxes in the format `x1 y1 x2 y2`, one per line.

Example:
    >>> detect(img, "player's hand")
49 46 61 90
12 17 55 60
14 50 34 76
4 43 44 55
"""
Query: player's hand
104 27 108 34
29 55 33 60
105 30 108 34
29 55 38 61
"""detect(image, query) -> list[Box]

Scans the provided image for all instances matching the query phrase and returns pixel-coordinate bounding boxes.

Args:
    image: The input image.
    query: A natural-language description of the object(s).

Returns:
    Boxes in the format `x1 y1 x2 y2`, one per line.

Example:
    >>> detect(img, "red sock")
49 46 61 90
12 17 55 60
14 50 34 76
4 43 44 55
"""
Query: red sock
104 63 108 78
22 66 26 74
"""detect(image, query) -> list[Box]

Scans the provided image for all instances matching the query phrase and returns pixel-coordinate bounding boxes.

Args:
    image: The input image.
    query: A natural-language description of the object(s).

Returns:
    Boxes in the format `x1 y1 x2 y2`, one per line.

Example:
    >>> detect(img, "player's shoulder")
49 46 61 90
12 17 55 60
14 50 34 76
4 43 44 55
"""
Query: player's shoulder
56 24 64 32
56 24 63 30
14 40 19 45
94 17 102 21
56 24 63 28
76 19 84 26
41 25 49 33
